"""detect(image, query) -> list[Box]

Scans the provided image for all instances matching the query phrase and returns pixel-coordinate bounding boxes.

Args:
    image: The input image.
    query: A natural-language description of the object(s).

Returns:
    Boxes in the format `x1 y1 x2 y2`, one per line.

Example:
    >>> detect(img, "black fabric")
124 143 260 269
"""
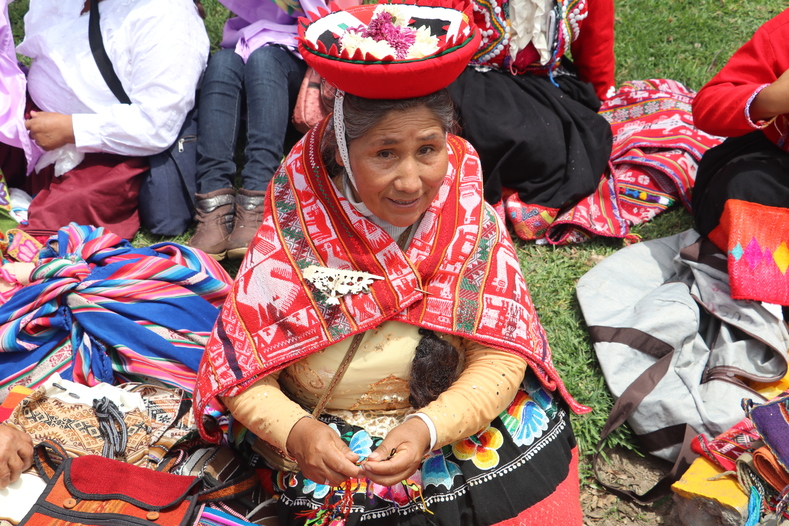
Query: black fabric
447 67 612 207
692 130 789 236
140 102 199 236
274 403 576 526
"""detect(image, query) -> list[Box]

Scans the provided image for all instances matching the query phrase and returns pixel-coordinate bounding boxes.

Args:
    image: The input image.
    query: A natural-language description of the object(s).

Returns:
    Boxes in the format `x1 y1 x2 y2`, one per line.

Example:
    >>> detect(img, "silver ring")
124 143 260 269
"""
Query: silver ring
323 478 331 486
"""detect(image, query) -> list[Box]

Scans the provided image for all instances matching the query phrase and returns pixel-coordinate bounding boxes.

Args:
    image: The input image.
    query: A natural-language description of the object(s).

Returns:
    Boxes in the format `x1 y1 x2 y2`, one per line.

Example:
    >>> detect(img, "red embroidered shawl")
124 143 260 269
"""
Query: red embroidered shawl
195 120 588 441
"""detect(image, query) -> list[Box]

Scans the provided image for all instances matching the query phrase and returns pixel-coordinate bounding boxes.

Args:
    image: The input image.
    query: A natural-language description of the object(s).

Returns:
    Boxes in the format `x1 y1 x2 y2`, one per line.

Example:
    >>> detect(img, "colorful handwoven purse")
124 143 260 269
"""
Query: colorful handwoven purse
18 441 258 526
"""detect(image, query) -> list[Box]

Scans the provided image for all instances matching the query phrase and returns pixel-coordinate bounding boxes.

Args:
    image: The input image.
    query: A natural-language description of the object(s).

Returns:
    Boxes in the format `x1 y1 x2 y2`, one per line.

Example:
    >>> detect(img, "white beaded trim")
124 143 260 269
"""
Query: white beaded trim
333 89 358 191
745 84 777 130
471 0 511 63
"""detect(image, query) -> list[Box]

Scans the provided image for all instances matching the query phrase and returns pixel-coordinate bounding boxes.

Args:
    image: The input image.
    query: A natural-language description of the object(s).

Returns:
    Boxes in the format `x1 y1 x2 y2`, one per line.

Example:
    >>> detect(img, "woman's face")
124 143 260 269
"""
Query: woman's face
340 105 448 228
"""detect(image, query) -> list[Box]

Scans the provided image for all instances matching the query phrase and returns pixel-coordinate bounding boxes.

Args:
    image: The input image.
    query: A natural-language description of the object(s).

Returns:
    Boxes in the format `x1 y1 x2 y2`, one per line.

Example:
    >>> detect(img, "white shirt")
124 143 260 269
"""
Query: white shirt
17 0 209 157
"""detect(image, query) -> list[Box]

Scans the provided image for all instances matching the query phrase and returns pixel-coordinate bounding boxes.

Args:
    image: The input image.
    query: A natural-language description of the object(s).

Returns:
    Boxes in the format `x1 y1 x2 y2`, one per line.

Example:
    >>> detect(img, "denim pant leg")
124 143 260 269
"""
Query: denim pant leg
196 49 245 194
242 45 307 192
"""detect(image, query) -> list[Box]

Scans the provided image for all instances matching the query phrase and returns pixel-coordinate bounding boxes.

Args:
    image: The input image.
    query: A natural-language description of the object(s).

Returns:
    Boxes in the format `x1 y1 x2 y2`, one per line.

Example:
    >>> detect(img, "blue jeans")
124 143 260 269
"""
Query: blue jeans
196 46 306 193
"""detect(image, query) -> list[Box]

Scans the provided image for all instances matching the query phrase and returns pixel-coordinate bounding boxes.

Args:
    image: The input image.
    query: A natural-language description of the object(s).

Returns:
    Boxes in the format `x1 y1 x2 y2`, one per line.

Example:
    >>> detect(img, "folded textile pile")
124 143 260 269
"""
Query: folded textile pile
690 390 789 524
0 223 233 400
0 378 275 526
545 78 723 245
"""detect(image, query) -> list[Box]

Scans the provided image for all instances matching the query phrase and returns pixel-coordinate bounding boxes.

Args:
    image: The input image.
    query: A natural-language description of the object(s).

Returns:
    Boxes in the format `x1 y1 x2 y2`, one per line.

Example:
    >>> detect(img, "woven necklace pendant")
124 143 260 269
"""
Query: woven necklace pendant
302 265 384 306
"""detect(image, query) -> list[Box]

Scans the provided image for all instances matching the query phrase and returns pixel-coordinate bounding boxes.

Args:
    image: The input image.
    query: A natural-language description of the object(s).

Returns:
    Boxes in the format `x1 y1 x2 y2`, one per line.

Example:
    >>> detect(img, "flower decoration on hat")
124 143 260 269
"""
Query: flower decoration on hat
340 5 440 60
297 0 481 99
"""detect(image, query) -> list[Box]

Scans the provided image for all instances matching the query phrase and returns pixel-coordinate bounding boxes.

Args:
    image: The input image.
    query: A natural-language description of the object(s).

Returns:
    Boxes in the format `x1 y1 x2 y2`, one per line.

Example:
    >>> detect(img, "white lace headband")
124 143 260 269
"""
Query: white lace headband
333 90 357 191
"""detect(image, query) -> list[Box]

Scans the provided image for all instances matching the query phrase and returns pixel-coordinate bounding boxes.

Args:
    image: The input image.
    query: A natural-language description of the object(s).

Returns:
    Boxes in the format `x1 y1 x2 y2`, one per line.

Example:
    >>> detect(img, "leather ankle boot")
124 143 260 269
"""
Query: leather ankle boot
227 188 266 260
188 188 235 260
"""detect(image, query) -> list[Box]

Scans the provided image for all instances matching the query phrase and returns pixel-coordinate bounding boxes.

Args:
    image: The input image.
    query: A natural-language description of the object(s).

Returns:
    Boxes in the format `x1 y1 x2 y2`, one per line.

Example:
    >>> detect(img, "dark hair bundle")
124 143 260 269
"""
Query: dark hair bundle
408 329 460 409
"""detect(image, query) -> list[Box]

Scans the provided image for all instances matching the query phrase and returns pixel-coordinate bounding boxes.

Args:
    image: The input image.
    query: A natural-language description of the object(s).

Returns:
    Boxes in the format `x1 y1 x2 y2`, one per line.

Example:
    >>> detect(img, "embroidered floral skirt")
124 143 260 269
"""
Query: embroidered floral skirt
242 371 583 525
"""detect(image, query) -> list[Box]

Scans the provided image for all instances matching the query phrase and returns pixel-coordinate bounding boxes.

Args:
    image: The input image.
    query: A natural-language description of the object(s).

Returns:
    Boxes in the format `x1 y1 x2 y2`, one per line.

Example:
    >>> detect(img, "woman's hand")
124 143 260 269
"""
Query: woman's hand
25 111 76 151
0 425 33 489
751 68 789 122
361 417 430 487
286 417 362 486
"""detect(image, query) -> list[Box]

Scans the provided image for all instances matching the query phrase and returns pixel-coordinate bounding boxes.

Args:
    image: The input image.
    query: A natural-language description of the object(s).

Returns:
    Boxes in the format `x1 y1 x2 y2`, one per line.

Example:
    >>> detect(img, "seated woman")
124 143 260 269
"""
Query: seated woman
189 0 329 260
447 0 615 241
195 3 588 524
0 0 208 241
692 9 789 309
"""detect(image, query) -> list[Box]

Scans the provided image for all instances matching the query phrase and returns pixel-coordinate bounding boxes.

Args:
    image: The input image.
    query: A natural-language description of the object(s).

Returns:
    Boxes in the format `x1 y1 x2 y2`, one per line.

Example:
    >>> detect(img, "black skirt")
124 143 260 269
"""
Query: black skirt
447 67 612 209
268 370 582 526
692 130 789 236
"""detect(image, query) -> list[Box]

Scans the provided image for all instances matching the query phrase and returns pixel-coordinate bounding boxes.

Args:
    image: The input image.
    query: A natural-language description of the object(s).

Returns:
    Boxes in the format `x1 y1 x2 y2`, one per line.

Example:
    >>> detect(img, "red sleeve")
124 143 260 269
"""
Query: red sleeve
570 0 615 101
692 13 789 137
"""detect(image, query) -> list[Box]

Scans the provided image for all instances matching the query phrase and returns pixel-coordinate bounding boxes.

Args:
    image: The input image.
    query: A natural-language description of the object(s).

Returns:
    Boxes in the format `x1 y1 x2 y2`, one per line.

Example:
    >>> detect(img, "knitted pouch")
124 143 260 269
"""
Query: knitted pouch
709 199 789 305
19 441 260 526
19 441 201 526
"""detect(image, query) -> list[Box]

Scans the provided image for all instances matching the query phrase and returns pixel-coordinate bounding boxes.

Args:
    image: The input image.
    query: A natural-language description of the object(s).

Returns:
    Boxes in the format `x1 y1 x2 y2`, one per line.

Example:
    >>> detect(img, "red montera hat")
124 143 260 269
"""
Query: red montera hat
297 0 480 99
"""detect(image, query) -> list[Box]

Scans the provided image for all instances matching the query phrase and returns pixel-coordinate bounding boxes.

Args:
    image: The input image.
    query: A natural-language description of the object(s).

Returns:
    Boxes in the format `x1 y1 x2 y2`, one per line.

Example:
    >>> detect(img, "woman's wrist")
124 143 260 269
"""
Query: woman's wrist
284 414 315 458
751 80 789 123
404 412 437 452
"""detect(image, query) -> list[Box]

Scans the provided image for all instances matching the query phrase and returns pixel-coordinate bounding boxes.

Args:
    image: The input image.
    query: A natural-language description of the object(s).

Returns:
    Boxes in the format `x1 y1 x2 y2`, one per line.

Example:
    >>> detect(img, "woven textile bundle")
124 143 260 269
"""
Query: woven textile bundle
0 223 233 401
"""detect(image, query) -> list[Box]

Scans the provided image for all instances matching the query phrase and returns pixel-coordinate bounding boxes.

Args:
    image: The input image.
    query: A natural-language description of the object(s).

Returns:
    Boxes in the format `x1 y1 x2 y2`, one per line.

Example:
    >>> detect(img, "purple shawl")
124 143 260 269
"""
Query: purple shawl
0 0 41 173
218 0 343 61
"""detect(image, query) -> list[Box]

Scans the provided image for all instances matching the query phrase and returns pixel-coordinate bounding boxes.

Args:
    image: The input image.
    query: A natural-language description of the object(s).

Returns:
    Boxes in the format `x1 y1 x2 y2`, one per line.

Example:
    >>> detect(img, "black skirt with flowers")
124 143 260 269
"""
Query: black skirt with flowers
246 370 583 526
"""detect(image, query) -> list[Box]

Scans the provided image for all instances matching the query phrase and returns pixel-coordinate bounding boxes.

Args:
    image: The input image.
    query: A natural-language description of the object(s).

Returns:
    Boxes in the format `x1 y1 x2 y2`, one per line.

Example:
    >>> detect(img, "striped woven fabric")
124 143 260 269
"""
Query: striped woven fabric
0 223 232 401
196 507 258 526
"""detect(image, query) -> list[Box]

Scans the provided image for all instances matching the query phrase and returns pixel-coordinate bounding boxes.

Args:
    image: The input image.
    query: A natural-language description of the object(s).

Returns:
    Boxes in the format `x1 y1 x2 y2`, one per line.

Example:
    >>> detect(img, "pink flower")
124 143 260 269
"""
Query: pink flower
341 8 421 60
364 13 416 59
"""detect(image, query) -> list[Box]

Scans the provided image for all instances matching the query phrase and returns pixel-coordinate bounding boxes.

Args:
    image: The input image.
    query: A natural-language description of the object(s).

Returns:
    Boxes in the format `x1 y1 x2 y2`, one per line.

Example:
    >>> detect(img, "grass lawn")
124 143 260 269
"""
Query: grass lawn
7 0 789 487
544 0 787 473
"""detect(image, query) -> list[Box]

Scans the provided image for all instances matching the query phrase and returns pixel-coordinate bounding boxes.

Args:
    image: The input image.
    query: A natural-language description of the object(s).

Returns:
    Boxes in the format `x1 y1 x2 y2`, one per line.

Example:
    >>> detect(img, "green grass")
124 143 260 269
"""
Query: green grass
548 0 788 468
614 0 787 91
8 0 788 490
201 0 233 52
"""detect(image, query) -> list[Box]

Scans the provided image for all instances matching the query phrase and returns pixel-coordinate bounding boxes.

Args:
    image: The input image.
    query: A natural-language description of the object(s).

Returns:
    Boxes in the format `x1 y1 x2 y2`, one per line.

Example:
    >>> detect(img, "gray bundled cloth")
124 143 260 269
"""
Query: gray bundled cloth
577 229 789 464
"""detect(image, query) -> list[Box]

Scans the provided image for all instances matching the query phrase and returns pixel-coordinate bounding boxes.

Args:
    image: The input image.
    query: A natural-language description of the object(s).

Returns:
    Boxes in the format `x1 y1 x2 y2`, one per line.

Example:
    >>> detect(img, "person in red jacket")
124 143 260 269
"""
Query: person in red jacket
447 0 616 241
692 9 789 308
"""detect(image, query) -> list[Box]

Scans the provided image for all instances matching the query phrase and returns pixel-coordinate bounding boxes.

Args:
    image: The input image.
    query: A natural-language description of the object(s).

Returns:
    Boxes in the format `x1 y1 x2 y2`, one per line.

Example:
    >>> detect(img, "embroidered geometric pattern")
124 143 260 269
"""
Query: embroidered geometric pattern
196 121 589 441
545 79 723 245
710 199 789 305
